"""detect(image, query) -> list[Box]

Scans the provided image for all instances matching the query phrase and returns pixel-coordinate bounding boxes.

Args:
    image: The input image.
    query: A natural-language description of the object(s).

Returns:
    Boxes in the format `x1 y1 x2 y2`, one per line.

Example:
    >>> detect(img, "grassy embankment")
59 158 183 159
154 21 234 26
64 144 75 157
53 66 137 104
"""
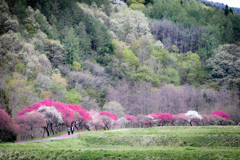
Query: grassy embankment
0 126 240 159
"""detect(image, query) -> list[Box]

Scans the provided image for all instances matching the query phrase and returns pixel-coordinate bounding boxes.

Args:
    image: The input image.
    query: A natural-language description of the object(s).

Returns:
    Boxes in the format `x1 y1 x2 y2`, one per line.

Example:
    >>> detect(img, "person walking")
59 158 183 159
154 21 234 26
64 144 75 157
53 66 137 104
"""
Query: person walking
68 127 71 135
71 126 74 135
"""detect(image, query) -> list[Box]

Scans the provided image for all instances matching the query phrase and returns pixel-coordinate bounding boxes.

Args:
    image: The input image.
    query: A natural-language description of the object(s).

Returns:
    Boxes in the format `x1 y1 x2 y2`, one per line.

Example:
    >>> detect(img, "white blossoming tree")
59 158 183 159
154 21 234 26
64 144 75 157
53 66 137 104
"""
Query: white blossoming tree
185 110 202 126
110 7 151 43
38 106 63 136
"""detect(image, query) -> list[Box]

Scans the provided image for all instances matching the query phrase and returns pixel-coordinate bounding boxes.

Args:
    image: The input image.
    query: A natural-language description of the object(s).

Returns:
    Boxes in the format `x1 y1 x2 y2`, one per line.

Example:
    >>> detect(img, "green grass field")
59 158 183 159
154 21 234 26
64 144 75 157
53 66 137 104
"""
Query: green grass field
1 126 240 159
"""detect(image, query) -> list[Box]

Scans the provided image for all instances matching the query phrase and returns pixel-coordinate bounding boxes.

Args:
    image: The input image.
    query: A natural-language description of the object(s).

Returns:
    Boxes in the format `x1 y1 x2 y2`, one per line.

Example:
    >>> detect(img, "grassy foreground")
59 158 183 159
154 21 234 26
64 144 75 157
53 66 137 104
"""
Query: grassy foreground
0 126 240 159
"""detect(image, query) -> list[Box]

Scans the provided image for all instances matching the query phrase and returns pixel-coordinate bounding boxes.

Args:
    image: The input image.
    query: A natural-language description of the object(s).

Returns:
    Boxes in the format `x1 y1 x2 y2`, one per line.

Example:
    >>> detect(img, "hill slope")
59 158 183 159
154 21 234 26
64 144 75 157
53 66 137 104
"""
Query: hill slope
0 0 240 123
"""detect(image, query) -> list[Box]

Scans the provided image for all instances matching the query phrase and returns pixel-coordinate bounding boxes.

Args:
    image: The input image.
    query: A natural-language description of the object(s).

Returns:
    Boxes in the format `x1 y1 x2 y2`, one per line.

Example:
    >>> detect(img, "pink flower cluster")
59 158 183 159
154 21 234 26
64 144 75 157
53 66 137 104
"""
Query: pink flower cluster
124 115 137 123
99 111 118 121
0 109 16 142
17 99 91 124
212 110 230 120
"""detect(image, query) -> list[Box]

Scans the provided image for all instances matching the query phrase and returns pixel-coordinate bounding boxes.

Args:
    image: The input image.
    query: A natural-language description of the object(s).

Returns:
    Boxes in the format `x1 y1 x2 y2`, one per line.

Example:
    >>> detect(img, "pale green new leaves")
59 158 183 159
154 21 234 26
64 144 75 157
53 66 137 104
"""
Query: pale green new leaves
177 52 201 85
161 67 180 85
110 7 150 43
127 0 145 9
77 3 109 25
0 32 42 76
63 89 82 105
122 49 140 70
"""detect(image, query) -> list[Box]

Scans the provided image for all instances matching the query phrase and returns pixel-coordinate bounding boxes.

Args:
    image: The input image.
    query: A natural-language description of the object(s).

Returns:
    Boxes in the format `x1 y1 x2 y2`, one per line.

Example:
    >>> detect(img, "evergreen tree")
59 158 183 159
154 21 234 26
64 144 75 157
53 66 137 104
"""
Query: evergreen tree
61 26 80 64
224 5 229 16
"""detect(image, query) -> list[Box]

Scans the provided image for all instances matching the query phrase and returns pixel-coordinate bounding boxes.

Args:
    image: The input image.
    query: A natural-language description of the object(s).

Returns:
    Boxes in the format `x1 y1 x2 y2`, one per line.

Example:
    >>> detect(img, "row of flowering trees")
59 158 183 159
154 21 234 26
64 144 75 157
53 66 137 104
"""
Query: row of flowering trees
118 110 233 128
0 99 234 142
15 99 120 140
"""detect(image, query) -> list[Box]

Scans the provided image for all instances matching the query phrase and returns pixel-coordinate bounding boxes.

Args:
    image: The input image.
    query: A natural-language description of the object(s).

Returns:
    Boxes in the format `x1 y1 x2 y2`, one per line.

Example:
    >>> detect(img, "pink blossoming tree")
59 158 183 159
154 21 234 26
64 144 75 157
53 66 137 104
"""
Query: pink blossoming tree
99 111 118 130
0 109 16 142
124 115 137 127
174 113 190 126
16 111 46 139
68 104 92 130
210 111 233 125
144 115 155 128
212 110 230 120
150 113 174 126
87 110 105 131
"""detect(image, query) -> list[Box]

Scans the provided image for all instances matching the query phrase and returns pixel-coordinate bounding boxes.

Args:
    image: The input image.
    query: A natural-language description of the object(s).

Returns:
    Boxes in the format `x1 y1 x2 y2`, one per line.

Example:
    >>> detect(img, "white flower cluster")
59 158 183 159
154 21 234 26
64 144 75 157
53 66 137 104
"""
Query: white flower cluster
186 110 202 121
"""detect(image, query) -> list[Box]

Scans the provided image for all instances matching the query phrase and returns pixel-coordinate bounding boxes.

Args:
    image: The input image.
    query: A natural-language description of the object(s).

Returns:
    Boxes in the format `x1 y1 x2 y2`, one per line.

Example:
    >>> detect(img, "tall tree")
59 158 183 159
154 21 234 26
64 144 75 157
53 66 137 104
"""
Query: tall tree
61 26 80 64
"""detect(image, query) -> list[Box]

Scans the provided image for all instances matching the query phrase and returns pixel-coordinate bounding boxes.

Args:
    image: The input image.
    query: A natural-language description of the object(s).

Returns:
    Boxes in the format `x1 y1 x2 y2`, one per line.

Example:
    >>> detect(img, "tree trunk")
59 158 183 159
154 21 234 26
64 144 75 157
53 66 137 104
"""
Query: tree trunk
45 126 50 137
189 121 192 126
42 128 46 138
75 123 79 130
105 124 109 130
84 124 90 131
50 123 54 135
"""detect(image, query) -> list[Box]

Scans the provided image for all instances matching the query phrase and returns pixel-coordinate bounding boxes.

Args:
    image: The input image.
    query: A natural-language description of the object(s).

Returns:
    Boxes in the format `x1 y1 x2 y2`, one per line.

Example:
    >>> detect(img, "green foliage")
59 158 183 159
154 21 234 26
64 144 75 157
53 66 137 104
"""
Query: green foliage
127 0 146 9
34 9 49 35
25 23 35 37
145 0 240 60
44 39 67 67
177 52 202 85
134 65 155 83
160 67 180 85
72 61 82 71
197 25 221 60
129 3 145 10
206 44 240 85
77 15 113 65
78 0 111 10
231 15 240 42
122 49 140 70
110 7 151 43
98 89 106 109
14 62 25 74
61 26 80 64
84 88 96 98
171 45 179 53
0 88 11 116
63 89 82 105
5 72 37 117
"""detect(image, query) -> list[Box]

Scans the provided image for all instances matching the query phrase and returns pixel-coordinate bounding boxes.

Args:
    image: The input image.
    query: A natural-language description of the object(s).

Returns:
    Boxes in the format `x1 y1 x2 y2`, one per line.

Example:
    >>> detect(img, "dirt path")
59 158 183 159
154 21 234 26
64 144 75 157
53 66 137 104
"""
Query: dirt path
105 129 129 132
17 129 129 143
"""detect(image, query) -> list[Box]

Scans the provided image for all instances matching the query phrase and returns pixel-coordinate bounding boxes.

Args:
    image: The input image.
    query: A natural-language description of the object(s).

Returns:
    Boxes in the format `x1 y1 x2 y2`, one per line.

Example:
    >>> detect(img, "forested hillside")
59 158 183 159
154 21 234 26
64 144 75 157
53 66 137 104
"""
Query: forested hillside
0 0 240 123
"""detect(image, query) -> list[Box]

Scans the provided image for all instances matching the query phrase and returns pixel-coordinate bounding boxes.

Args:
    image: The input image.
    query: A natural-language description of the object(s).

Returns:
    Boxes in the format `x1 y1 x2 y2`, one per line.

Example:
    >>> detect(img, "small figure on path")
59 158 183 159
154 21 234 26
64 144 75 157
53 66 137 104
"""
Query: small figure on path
71 126 74 134
238 122 240 126
68 127 71 135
